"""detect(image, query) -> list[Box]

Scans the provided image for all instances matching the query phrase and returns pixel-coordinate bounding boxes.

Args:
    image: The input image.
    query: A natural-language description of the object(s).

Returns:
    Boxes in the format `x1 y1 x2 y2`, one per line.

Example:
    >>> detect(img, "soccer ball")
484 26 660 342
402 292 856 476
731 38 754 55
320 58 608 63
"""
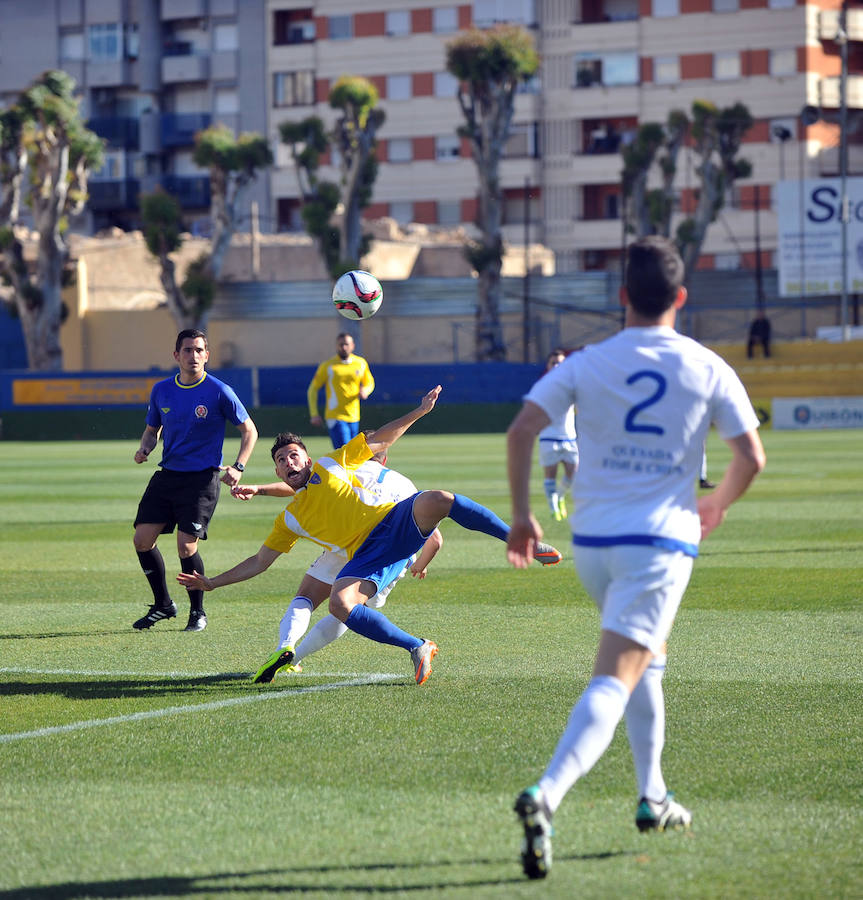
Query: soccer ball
332 270 383 320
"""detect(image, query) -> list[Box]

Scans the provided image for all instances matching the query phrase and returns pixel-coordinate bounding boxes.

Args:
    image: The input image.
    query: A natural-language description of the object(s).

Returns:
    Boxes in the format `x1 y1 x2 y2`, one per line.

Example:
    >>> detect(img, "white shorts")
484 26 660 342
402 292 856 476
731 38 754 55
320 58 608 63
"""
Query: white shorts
572 544 694 653
305 549 410 608
538 439 578 469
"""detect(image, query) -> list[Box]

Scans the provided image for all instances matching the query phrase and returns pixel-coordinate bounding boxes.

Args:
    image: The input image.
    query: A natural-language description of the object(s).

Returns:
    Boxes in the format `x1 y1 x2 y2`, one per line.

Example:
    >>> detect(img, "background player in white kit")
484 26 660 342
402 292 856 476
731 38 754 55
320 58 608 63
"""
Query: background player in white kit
506 236 766 879
536 348 578 521
232 444 442 680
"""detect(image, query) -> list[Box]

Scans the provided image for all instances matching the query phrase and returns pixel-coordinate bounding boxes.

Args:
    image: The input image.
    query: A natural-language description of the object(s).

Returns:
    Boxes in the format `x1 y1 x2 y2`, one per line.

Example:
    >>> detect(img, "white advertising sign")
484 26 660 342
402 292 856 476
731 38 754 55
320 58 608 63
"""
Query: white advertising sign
776 178 863 297
772 396 863 430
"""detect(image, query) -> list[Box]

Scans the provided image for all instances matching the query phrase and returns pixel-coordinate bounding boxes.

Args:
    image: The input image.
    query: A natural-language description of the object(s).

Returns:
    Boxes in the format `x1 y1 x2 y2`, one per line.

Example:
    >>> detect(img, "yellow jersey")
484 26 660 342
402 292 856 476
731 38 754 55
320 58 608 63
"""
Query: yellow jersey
264 433 397 558
306 353 374 423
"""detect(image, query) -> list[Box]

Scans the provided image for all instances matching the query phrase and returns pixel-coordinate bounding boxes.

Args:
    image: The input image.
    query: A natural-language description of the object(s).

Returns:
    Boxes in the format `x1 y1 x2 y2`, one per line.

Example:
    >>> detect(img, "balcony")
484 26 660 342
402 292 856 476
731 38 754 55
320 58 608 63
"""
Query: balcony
87 116 139 149
160 113 211 147
162 175 210 209
161 48 209 84
160 0 206 20
88 179 141 211
578 0 639 24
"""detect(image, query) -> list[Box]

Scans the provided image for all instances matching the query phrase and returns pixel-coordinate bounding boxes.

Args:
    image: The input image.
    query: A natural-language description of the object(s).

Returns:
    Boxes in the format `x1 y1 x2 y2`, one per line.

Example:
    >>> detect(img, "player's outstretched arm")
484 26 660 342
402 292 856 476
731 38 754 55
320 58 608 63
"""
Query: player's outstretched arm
698 428 766 539
366 385 442 455
410 529 443 579
176 544 282 591
231 481 295 500
506 400 551 568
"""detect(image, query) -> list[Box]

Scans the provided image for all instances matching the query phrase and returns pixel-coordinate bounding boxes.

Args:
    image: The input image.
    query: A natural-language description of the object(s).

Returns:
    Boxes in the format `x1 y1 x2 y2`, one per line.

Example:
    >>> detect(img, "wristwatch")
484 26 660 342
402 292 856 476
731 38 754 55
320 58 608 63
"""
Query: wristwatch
232 461 245 472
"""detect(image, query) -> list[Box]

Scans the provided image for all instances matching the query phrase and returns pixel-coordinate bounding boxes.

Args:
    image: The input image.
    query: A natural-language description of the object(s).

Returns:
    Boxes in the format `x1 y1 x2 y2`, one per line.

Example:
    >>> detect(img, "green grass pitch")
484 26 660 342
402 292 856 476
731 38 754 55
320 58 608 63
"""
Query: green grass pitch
0 430 860 898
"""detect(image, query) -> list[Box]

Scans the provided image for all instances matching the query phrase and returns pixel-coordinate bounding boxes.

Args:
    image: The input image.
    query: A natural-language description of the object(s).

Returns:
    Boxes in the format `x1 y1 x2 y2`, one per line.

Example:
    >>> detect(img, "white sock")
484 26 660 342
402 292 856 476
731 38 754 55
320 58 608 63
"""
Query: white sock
625 654 668 802
538 675 630 813
543 478 558 513
278 596 314 648
294 614 348 663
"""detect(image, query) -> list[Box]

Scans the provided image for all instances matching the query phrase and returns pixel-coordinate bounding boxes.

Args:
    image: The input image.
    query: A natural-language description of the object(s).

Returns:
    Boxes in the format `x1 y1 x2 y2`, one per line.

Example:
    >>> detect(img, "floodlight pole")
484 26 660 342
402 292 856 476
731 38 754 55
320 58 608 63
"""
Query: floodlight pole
838 2 850 341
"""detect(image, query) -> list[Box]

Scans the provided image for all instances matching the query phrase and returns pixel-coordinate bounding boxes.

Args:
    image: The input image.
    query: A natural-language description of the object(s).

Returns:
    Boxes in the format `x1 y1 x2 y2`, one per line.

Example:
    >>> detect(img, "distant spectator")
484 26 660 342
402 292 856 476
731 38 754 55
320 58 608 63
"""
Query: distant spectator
747 313 771 359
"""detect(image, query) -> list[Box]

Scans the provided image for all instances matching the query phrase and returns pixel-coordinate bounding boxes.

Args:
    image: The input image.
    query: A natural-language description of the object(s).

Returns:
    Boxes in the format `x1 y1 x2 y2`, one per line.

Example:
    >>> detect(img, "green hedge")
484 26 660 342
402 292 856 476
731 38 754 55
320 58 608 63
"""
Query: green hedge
0 403 521 441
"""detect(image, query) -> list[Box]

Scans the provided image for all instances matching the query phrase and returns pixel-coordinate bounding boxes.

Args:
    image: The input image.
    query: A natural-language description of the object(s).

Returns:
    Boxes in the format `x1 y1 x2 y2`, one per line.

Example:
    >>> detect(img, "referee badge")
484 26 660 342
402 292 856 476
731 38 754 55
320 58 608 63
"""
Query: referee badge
195 405 208 418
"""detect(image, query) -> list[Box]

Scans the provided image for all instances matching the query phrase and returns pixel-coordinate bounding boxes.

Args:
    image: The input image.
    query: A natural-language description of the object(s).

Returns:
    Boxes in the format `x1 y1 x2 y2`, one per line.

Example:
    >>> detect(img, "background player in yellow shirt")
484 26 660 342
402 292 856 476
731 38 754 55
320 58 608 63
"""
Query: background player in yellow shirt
307 332 374 448
178 386 562 686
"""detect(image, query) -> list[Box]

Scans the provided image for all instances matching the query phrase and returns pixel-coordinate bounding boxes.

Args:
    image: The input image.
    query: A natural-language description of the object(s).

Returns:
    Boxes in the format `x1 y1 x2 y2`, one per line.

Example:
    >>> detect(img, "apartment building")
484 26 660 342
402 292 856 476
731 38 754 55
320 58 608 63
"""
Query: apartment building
0 1 858 276
0 0 269 232
267 0 862 273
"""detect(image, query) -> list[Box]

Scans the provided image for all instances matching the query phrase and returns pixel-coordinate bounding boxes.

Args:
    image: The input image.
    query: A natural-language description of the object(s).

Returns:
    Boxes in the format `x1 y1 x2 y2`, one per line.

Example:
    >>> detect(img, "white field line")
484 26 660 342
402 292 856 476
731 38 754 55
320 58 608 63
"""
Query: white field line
0 671 405 745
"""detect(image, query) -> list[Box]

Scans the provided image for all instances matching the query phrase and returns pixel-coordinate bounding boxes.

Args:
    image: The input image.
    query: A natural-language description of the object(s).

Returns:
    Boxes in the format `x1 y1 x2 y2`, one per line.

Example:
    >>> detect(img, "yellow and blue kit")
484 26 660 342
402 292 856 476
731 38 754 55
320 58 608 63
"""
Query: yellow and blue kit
306 353 374 424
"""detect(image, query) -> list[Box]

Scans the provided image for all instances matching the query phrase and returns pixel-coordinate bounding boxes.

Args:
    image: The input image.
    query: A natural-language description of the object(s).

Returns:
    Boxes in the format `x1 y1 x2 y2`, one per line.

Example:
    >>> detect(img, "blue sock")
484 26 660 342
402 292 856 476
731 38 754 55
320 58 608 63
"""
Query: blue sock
447 493 509 542
345 604 422 651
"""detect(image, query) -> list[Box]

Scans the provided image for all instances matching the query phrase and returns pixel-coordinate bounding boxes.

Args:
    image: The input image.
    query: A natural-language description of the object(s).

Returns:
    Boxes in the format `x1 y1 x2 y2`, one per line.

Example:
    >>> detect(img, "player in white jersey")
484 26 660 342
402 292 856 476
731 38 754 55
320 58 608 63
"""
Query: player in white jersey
536 348 578 521
232 448 443 679
505 236 766 879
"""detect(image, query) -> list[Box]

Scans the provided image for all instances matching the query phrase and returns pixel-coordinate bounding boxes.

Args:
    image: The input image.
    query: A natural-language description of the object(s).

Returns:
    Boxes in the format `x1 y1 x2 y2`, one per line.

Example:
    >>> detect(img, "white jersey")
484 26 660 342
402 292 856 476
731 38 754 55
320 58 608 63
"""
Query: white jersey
538 401 576 444
526 326 759 555
353 460 417 505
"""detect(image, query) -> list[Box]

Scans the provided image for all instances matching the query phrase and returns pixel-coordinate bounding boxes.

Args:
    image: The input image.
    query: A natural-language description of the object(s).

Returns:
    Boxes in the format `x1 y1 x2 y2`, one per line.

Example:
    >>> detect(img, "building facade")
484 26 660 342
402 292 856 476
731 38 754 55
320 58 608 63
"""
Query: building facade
0 0 269 232
0 0 859 274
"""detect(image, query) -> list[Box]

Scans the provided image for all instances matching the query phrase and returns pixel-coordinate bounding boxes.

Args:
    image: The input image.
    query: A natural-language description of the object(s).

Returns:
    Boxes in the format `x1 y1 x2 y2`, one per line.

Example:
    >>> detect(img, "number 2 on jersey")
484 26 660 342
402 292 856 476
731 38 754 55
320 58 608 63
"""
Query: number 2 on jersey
624 370 666 435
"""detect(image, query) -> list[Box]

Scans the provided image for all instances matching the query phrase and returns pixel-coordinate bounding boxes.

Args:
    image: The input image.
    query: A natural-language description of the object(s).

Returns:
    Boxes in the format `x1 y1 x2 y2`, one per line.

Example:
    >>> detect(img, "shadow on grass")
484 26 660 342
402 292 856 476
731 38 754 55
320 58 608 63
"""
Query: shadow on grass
0 673 250 701
0 851 631 897
0 630 138 640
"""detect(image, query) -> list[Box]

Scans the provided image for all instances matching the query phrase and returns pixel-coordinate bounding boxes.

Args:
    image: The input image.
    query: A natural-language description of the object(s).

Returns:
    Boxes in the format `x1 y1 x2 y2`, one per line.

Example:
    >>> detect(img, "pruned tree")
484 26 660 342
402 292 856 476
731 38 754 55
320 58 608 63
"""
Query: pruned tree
140 124 272 331
446 25 539 361
0 70 103 370
280 75 384 280
622 101 753 276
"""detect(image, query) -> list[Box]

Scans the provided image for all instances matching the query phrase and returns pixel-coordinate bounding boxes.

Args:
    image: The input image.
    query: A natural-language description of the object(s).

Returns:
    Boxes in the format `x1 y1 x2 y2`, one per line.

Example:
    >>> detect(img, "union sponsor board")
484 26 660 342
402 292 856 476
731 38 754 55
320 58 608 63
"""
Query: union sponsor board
772 396 863 430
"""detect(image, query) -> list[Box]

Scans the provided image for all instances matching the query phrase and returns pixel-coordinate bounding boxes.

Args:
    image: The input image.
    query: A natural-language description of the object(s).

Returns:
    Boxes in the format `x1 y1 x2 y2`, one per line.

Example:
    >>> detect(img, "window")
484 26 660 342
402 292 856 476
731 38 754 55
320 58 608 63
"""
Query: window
273 71 315 107
770 48 797 76
328 15 352 40
387 74 411 100
714 51 740 80
390 200 413 223
436 135 461 160
503 123 538 158
88 23 122 61
714 252 741 270
214 23 238 52
438 200 461 225
434 71 460 97
388 138 413 163
652 0 679 16
576 52 639 87
654 56 680 84
273 10 315 45
386 10 410 35
215 88 239 115
517 74 541 94
433 7 458 32
60 32 85 61
91 150 125 181
474 0 536 27
713 0 739 11
768 0 794 7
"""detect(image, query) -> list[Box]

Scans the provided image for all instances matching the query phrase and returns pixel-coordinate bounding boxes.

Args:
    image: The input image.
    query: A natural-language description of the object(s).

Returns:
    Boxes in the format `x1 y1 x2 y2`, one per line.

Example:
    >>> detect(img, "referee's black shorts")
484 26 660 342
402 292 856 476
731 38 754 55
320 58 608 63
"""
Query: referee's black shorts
134 467 221 540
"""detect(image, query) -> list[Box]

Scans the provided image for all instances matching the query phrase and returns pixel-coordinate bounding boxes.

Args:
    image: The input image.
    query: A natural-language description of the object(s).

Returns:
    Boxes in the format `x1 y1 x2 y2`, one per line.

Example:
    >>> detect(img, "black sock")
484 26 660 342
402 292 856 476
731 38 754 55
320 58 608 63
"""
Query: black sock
181 552 205 613
136 548 172 607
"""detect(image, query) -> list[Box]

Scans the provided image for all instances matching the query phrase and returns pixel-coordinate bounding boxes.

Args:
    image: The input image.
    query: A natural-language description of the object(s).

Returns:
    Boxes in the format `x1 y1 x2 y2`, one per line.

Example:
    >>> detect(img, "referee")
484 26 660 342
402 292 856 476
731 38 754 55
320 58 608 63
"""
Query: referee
132 329 258 632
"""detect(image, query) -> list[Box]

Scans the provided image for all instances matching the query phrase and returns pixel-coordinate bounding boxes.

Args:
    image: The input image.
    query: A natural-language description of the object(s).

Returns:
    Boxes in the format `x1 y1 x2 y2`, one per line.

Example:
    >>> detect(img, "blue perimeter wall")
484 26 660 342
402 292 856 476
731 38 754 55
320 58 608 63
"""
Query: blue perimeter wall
0 363 544 411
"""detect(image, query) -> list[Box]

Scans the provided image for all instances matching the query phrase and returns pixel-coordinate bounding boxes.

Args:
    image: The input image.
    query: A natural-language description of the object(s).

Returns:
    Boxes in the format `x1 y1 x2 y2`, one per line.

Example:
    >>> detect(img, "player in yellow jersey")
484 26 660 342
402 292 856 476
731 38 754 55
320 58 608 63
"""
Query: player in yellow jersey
307 332 374 448
178 386 563 685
